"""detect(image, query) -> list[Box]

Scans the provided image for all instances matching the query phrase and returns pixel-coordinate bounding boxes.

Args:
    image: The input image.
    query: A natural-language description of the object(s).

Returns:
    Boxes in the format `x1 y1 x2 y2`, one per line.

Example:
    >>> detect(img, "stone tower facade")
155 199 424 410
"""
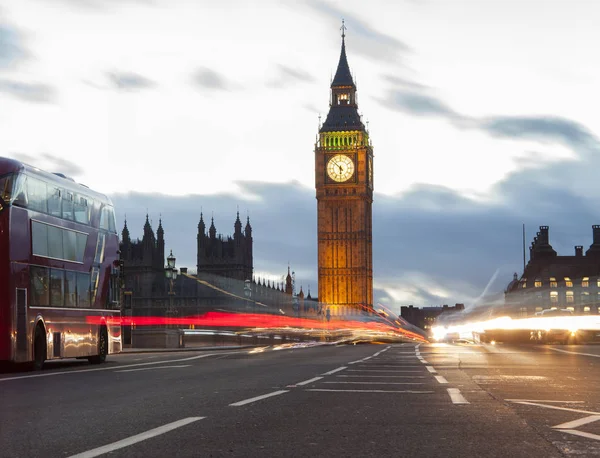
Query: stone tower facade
315 25 374 315
197 212 253 281
119 215 166 300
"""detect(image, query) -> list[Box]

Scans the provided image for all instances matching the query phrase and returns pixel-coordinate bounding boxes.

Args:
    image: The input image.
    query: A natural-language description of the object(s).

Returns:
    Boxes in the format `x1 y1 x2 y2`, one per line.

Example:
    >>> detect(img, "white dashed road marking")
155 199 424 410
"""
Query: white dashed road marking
67 417 205 458
230 390 289 407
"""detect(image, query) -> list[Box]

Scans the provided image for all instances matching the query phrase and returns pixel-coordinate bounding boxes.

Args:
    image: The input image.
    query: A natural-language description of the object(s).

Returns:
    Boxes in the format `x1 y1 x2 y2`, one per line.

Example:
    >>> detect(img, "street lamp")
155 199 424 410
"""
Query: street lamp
165 250 178 328
244 279 255 314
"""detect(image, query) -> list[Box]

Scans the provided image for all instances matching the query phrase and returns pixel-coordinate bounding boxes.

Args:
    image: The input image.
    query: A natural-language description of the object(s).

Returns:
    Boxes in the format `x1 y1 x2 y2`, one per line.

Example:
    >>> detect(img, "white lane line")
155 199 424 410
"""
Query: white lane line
553 415 600 429
67 417 205 458
557 429 600 441
419 359 429 364
426 366 437 373
116 365 191 373
548 348 600 358
230 390 289 407
296 377 323 386
505 399 584 403
354 365 424 368
511 402 600 415
324 381 425 385
322 366 347 375
347 369 423 373
337 375 426 378
447 388 469 404
0 353 220 382
307 389 434 393
435 375 448 384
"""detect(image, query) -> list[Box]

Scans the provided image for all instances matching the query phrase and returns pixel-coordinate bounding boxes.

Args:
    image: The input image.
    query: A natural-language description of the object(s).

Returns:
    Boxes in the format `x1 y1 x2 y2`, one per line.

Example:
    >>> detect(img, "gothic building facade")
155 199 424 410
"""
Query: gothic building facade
197 212 252 281
119 215 318 341
504 225 600 316
315 24 374 316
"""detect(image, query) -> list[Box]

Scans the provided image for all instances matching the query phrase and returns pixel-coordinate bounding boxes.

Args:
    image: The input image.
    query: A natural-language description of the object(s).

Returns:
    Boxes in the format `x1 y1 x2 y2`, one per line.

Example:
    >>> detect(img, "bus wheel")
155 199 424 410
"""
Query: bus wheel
33 325 46 371
88 327 108 364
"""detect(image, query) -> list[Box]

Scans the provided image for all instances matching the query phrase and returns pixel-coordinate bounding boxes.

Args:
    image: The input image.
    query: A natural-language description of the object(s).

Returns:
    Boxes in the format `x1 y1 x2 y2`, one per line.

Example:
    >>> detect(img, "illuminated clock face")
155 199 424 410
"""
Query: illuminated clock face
327 154 355 182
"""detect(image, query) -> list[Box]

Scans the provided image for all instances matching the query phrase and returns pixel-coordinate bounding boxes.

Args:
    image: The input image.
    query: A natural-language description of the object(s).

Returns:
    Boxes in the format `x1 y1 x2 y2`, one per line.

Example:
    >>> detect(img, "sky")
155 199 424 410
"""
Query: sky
2 0 600 313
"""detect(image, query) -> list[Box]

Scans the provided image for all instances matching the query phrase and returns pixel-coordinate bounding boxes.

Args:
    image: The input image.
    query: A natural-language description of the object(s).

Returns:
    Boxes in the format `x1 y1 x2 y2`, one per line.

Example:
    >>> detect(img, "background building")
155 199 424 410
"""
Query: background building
504 225 600 316
400 304 465 334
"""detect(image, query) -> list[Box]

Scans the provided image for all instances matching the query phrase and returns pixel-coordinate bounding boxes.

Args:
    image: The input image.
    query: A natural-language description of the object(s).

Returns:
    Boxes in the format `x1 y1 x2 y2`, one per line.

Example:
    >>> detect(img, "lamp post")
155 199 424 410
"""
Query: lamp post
244 279 254 314
164 250 178 328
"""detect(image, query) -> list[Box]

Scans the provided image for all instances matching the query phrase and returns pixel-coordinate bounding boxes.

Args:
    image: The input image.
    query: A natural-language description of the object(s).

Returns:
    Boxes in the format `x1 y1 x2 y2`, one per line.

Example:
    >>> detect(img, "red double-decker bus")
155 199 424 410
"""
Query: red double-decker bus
0 157 121 369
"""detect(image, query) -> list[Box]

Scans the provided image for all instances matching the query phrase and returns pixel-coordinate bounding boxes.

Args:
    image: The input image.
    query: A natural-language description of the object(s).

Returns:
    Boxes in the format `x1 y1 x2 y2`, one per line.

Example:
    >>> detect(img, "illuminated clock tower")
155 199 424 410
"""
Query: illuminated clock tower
315 23 374 315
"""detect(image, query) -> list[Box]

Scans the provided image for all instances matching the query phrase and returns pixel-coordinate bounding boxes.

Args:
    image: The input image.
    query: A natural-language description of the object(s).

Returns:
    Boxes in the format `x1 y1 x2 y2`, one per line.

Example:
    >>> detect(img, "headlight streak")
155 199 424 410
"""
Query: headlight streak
431 315 600 341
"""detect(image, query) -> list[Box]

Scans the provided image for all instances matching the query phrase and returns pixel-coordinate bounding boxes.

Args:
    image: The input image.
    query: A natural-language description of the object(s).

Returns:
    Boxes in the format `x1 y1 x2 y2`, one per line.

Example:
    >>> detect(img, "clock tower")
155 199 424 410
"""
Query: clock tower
315 24 374 316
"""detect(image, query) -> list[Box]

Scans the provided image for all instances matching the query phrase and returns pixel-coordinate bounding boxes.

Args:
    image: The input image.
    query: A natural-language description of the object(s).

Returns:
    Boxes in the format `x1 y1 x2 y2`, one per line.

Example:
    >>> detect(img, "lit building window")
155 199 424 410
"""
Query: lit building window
534 279 542 288
535 306 543 312
565 277 573 288
521 279 527 288
566 306 575 311
584 306 591 313
519 307 528 317
550 291 558 303
597 279 600 288
550 277 557 288
338 93 349 104
566 290 574 303
582 277 589 287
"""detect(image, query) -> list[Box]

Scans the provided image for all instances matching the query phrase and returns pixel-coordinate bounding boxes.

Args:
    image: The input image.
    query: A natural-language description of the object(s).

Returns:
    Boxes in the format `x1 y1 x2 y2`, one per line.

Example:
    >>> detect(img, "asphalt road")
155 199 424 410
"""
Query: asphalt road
1 342 600 457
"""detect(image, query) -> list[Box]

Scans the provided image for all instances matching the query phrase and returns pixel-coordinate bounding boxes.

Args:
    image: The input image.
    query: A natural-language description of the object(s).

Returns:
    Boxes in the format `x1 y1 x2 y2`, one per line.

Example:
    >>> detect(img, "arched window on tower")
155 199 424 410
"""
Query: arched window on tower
337 93 349 105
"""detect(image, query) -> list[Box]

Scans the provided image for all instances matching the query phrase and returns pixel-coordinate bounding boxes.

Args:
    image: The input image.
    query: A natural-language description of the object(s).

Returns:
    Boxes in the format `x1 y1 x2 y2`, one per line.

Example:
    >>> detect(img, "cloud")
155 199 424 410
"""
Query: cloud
0 22 29 69
42 0 156 11
107 71 156 91
192 67 233 91
267 64 316 88
305 0 410 63
0 79 56 103
380 78 600 160
380 89 460 119
480 116 598 152
382 75 429 91
9 152 85 177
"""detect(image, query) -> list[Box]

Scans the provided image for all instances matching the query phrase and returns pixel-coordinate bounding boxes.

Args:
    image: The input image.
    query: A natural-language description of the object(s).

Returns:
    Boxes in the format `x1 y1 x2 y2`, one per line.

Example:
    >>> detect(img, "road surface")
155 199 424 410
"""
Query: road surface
1 342 599 457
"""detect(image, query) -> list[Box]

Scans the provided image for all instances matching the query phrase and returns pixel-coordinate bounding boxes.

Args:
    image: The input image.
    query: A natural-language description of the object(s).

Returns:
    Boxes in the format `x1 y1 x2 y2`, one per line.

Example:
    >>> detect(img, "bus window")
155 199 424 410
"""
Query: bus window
30 266 50 306
63 191 75 220
94 234 105 264
90 267 100 305
31 221 49 257
62 228 77 262
47 187 61 217
65 271 77 307
47 225 64 259
0 173 14 206
100 205 117 233
74 195 89 224
77 272 91 308
75 232 87 263
50 269 64 307
26 177 48 213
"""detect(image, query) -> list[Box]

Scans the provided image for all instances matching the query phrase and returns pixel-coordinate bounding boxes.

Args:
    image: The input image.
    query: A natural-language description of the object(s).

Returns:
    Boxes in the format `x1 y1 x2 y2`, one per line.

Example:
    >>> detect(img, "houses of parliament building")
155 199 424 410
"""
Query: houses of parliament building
119 213 316 325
